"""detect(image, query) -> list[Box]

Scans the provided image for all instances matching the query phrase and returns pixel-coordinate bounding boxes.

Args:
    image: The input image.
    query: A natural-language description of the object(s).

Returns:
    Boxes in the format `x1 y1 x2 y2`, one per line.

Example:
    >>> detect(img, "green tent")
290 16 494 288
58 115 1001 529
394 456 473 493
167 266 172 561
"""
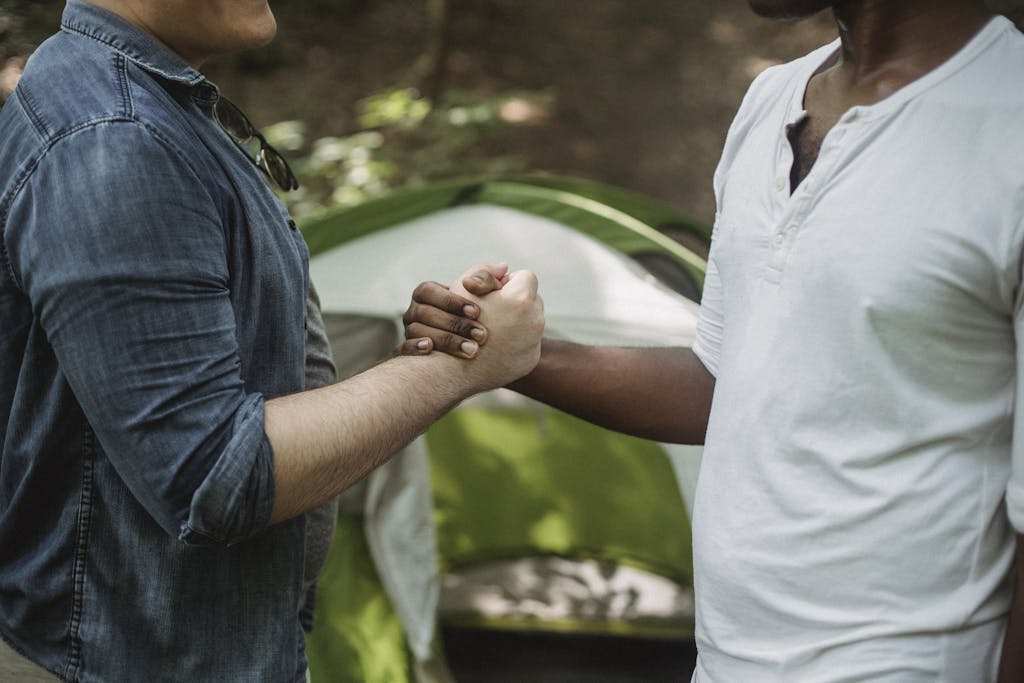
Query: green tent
301 177 708 682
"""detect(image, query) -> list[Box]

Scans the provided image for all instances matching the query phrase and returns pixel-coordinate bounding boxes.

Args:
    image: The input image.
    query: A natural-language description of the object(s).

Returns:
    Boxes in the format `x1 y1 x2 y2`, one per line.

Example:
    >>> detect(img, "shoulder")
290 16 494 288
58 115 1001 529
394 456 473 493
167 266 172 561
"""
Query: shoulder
9 27 199 149
11 30 135 142
0 29 212 223
922 19 1024 188
0 110 214 291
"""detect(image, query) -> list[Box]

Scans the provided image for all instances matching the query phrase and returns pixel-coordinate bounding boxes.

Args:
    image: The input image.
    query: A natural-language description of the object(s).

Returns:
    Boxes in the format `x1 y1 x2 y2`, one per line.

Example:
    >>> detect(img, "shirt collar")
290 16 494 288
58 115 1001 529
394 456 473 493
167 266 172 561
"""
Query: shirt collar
60 0 206 89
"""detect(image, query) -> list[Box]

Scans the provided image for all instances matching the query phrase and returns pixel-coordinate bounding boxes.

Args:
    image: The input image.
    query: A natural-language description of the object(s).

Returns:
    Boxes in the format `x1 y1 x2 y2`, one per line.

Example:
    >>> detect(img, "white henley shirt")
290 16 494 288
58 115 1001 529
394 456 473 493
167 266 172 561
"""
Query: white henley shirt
691 16 1024 682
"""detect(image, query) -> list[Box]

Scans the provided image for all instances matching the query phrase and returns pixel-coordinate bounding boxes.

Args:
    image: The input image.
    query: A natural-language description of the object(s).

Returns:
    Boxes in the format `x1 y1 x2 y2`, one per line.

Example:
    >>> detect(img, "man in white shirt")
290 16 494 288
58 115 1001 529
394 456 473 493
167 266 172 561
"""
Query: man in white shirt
403 0 1024 680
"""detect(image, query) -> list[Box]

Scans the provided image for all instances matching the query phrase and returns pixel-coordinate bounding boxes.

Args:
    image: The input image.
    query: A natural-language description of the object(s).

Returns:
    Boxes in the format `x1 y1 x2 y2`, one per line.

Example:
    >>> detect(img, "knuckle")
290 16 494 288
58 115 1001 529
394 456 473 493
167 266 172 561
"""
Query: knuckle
412 282 431 300
450 318 475 337
441 291 461 313
439 333 457 350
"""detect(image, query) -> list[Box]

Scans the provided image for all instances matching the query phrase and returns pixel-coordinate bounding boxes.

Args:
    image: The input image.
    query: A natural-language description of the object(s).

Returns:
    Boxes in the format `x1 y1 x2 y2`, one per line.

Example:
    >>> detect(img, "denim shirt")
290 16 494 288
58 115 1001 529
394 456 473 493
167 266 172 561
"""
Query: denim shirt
0 2 311 680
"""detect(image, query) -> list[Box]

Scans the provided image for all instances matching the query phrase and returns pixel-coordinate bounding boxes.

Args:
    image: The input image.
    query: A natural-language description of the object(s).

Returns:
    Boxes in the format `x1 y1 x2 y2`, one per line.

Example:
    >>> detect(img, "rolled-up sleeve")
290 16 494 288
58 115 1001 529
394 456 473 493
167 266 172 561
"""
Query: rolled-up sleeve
7 121 274 545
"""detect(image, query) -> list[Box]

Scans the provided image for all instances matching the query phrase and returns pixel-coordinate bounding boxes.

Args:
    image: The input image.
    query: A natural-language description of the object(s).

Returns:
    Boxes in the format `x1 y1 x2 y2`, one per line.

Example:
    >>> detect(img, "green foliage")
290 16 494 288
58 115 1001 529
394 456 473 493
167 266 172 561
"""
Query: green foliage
266 87 554 220
0 1 61 57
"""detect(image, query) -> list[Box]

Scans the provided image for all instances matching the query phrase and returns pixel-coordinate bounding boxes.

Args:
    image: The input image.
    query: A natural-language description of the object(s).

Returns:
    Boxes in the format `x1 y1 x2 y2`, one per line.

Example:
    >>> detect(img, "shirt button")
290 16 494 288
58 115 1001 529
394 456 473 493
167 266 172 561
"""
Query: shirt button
773 233 785 248
774 176 786 192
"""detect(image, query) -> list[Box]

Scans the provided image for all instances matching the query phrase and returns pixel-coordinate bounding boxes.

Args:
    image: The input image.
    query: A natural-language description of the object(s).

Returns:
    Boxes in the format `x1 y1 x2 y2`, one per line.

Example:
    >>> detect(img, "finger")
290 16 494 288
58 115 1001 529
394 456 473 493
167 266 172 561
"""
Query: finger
395 338 433 356
462 267 507 297
405 321 481 359
462 262 508 281
403 302 488 344
456 264 507 296
408 281 480 320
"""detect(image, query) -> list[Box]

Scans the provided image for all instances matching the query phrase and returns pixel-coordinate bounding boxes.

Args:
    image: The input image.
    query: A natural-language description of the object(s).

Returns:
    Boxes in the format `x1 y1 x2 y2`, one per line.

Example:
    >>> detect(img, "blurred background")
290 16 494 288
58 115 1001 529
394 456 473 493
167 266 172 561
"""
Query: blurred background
3 0 1023 223
3 1 1023 681
4 0 1021 225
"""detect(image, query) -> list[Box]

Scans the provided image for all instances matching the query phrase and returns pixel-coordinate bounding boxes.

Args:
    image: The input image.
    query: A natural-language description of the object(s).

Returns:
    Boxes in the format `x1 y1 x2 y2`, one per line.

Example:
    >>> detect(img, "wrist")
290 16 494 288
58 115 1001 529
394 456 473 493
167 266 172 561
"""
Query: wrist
397 350 491 403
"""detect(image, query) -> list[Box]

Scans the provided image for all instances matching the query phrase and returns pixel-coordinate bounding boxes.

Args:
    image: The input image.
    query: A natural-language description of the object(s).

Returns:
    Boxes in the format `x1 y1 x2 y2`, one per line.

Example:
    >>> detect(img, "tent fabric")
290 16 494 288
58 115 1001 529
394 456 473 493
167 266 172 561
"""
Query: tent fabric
427 404 693 585
305 515 415 683
302 178 708 293
302 177 708 683
310 204 700 347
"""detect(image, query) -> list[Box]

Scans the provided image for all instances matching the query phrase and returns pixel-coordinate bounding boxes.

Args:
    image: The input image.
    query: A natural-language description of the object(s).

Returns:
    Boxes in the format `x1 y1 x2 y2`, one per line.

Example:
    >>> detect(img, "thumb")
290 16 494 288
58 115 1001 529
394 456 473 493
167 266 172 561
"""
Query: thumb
461 263 509 297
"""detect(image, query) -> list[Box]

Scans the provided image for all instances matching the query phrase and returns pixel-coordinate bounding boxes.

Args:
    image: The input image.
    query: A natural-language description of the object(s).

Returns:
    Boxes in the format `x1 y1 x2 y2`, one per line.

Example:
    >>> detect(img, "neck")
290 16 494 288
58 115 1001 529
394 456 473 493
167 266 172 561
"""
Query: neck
830 0 993 86
86 0 210 68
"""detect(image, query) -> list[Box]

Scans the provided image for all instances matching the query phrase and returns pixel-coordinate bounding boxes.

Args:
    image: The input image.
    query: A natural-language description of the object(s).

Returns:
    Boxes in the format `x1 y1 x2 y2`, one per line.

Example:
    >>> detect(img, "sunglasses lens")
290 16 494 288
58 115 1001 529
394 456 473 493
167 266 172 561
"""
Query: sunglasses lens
215 95 299 192
263 150 298 191
214 99 253 141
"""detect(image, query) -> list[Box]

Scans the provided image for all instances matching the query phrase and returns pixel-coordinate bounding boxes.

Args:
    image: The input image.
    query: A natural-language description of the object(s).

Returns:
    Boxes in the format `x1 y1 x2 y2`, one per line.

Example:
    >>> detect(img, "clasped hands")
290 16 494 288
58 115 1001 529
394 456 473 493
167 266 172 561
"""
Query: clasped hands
401 263 544 389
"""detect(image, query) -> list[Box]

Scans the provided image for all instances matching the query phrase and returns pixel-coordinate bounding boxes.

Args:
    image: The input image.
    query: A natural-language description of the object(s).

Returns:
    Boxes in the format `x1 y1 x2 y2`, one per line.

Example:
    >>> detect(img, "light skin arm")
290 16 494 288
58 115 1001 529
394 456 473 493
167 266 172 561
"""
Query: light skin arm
401 265 714 444
267 268 544 524
998 533 1024 683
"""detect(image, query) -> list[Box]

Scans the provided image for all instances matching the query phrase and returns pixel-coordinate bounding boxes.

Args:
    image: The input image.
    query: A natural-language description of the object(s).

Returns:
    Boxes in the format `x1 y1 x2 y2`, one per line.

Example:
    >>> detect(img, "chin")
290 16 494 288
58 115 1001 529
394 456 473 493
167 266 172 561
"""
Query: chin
242 9 278 50
747 0 833 21
256 5 278 42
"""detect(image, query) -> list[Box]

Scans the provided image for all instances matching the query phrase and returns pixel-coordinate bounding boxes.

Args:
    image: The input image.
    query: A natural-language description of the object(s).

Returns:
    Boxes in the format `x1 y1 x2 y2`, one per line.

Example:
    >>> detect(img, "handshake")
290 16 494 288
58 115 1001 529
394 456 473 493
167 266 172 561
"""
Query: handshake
400 262 546 393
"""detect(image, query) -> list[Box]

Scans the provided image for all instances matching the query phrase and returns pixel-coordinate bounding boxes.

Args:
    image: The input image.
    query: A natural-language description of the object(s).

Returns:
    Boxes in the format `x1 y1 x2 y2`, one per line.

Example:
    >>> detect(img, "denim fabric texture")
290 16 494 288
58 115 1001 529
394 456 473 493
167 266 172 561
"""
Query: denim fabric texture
0 2 312 680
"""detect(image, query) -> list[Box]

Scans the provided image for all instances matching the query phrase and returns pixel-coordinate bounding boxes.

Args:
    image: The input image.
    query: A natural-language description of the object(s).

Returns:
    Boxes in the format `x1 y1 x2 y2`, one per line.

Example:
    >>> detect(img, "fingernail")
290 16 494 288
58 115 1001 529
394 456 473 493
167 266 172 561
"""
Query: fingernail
470 328 486 342
416 339 430 350
463 304 478 317
461 341 478 357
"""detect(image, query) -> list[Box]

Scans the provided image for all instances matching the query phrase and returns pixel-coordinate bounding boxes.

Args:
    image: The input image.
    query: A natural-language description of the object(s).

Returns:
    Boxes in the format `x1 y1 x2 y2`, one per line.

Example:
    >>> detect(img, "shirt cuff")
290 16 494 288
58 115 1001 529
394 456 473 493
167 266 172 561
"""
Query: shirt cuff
179 395 276 546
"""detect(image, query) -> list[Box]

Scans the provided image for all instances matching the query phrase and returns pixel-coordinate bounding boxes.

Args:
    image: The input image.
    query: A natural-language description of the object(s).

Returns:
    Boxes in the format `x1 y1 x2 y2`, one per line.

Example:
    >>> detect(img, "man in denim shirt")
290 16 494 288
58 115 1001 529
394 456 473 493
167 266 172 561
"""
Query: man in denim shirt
0 1 545 681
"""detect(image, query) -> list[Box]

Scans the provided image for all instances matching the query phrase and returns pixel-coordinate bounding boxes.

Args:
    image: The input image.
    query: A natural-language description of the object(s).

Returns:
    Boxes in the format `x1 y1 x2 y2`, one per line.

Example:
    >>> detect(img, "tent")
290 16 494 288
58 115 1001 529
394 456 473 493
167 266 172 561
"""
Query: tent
300 177 709 682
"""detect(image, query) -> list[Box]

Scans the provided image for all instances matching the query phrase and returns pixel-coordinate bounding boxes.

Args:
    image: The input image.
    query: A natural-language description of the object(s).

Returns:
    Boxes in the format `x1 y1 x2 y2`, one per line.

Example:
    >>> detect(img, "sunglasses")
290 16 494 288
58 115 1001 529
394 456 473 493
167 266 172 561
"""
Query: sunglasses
214 96 299 192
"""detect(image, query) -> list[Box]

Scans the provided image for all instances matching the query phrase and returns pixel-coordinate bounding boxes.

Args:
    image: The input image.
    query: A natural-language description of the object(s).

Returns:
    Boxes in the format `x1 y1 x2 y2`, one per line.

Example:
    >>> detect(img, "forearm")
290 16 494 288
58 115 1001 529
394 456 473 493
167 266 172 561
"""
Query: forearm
510 339 715 444
998 533 1024 683
265 353 470 524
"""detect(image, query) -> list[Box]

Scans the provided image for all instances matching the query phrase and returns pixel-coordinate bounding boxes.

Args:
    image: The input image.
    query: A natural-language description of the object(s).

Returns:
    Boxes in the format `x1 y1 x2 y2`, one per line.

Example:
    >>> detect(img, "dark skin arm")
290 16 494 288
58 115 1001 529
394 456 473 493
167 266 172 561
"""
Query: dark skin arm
998 533 1024 683
401 266 714 444
510 338 714 444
